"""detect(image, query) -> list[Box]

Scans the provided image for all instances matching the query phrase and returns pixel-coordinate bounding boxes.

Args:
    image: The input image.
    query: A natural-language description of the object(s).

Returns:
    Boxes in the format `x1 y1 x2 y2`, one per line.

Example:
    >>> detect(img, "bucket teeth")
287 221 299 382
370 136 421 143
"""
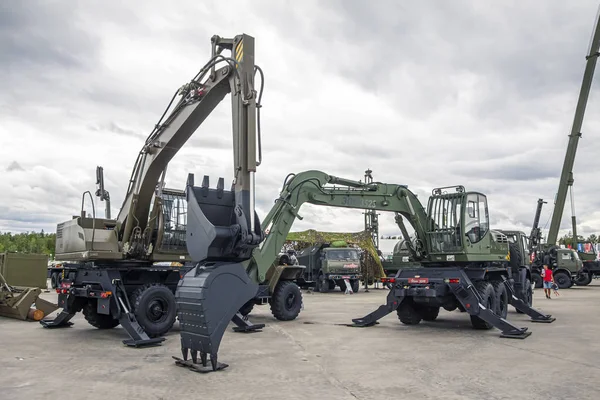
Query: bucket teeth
174 261 259 372
210 354 218 371
181 347 189 361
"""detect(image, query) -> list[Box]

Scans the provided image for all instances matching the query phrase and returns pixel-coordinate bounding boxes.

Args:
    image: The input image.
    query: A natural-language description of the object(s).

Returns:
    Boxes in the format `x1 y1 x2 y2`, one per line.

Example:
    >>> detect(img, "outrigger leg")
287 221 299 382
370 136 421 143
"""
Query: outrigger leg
350 290 403 327
503 279 556 323
448 279 532 339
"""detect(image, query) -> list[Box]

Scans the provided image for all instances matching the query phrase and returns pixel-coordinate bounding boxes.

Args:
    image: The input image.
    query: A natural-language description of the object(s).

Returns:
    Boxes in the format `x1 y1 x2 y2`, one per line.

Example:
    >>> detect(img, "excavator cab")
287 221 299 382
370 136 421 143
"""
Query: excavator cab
426 186 497 259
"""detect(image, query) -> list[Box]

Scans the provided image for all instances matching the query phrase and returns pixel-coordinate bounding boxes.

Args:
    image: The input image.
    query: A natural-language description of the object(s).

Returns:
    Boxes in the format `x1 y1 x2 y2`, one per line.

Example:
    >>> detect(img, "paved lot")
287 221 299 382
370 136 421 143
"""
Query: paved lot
1 282 600 400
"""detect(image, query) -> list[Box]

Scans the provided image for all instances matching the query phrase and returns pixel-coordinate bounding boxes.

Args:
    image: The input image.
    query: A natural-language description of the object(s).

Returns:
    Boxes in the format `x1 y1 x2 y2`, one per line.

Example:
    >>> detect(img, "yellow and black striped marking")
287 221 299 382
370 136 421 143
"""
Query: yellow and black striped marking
235 40 243 67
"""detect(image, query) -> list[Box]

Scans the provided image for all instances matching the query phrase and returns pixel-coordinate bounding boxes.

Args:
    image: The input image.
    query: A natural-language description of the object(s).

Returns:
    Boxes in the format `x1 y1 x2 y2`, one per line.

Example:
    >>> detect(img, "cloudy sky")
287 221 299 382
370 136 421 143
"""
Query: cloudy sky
2 0 600 244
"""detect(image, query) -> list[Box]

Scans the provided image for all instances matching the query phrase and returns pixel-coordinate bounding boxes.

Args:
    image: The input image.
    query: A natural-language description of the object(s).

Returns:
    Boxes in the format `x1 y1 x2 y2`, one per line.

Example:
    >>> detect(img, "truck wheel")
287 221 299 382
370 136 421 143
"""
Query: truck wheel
531 272 543 289
318 274 330 293
417 305 439 321
351 279 360 293
575 272 592 286
328 280 336 291
50 273 58 289
470 281 496 330
130 283 177 338
397 302 422 325
553 272 572 289
492 281 508 319
270 281 303 321
82 301 120 329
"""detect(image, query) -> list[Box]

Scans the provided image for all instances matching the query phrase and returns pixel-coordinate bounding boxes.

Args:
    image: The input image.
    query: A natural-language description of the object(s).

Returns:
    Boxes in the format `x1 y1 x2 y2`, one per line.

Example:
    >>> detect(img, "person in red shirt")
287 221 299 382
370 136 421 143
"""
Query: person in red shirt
542 264 555 299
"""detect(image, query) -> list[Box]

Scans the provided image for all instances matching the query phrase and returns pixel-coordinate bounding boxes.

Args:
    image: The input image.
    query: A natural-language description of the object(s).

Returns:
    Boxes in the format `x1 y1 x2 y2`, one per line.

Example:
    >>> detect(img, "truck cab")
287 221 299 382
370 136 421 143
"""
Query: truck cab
296 242 362 293
530 246 583 289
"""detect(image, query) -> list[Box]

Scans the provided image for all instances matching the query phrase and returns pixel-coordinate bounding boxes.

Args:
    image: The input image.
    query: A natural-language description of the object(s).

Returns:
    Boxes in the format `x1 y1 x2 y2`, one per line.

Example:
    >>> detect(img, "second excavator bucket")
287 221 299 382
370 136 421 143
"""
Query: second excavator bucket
174 173 264 372
0 285 59 321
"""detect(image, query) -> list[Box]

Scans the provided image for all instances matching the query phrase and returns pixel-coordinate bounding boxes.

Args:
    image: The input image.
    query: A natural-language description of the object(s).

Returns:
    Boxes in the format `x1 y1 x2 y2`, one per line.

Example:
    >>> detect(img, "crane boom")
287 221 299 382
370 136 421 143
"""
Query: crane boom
546 9 600 245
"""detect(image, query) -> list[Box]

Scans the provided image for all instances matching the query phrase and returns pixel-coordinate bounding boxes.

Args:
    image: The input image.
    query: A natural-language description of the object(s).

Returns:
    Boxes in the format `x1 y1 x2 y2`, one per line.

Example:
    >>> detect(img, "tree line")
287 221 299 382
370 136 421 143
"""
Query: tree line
0 231 56 256
0 230 596 258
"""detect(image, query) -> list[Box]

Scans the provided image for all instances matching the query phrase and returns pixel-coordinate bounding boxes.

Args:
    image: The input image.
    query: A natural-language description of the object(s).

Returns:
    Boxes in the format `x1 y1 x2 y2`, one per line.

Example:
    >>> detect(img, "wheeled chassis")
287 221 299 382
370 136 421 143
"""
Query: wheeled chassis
352 266 555 338
39 261 271 347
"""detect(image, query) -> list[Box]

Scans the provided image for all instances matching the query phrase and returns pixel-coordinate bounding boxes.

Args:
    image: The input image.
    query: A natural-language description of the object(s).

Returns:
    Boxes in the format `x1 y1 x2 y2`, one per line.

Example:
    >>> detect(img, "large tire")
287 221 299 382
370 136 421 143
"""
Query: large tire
130 283 177 338
397 301 422 325
82 301 120 329
417 305 440 321
318 274 330 293
270 280 303 321
470 281 496 330
554 271 572 289
50 273 57 289
531 272 543 289
508 242 522 270
575 272 593 286
492 281 508 319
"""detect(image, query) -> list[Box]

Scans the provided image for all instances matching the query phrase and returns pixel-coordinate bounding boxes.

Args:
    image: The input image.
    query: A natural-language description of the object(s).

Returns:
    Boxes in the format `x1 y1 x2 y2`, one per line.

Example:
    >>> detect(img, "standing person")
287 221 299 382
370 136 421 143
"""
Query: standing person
542 264 555 299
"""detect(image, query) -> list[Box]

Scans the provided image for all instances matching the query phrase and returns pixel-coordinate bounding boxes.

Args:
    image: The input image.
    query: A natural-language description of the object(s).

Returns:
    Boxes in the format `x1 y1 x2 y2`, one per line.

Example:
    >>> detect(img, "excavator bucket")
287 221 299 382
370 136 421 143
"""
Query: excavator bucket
0 285 59 321
173 173 264 373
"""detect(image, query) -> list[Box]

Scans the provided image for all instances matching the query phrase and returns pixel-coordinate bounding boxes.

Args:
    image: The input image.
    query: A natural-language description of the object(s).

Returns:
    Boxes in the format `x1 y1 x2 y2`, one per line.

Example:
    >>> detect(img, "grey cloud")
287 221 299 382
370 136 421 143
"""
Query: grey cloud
6 161 24 172
0 1 99 71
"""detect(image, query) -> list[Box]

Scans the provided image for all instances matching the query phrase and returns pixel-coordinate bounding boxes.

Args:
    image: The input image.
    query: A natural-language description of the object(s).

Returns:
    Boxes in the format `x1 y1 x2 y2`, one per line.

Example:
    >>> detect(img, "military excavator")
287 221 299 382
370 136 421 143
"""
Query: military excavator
175 170 556 372
40 33 295 347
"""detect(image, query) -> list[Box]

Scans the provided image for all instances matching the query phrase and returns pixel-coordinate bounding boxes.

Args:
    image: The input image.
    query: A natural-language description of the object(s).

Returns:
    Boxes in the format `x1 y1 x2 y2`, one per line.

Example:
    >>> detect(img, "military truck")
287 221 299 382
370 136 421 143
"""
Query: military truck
530 247 583 289
572 241 600 286
295 241 362 293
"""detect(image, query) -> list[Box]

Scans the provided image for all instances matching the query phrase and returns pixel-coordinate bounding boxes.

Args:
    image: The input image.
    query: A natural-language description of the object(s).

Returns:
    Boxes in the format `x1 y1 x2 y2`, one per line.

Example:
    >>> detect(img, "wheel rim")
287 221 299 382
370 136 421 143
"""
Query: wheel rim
285 292 296 311
146 298 168 323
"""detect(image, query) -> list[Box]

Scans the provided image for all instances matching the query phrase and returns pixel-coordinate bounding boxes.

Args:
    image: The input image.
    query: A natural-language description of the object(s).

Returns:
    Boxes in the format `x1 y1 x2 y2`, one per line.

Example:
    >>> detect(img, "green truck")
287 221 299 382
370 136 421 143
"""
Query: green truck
295 241 362 293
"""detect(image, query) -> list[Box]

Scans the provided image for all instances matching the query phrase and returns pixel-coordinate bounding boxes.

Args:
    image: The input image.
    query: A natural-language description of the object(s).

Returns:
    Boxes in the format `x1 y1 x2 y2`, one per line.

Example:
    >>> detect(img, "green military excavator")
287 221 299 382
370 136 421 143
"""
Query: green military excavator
176 169 556 372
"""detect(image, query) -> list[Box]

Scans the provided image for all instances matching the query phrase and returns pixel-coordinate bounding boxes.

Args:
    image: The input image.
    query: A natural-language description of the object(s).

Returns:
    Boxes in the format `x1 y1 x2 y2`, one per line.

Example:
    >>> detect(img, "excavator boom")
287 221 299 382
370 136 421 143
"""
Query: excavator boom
55 34 263 262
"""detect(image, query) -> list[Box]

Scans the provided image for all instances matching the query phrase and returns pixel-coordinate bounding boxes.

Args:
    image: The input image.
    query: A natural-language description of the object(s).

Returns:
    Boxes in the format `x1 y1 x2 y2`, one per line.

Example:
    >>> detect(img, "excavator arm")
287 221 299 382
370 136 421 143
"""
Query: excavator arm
245 170 433 284
115 34 263 259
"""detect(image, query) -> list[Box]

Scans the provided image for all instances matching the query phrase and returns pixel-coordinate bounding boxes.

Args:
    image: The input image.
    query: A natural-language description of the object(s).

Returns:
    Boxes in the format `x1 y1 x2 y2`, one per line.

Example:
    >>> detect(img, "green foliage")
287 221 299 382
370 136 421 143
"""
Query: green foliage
557 232 598 247
0 230 56 258
286 229 385 278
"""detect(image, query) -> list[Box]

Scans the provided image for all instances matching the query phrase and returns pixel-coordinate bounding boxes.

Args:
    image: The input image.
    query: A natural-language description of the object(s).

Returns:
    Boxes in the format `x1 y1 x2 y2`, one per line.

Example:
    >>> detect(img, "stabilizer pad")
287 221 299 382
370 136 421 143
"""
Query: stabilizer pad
175 261 258 364
499 331 533 339
172 356 229 373
531 316 556 323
